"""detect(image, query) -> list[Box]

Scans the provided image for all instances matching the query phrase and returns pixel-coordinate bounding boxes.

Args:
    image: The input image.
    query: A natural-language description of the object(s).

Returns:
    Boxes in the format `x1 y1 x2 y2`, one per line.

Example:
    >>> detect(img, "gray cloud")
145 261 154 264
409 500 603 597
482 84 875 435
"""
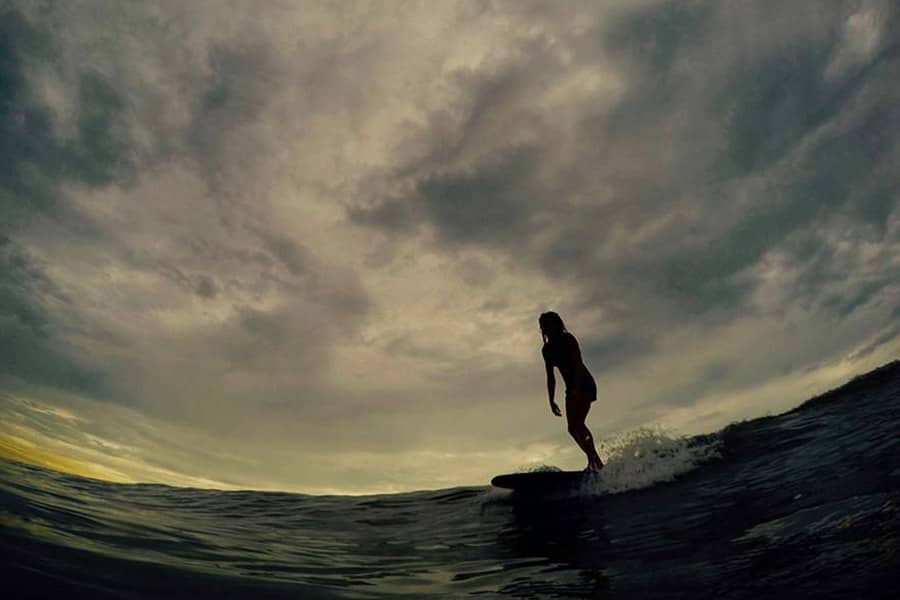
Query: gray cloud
1 3 373 412
0 7 142 395
186 42 281 191
0 237 105 394
352 145 543 249
351 0 900 379
2 0 898 491
580 331 654 375
0 8 135 225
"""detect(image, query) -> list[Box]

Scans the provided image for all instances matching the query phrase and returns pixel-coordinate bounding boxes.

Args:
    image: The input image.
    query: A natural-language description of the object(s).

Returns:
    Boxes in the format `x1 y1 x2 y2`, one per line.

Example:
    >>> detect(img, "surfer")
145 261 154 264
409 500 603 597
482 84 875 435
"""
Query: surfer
539 311 604 472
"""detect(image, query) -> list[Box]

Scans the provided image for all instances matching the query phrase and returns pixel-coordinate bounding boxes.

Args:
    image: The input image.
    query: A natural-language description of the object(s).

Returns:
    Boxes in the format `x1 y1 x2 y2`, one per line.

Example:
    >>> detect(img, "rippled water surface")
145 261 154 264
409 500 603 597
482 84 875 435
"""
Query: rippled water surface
3 363 900 598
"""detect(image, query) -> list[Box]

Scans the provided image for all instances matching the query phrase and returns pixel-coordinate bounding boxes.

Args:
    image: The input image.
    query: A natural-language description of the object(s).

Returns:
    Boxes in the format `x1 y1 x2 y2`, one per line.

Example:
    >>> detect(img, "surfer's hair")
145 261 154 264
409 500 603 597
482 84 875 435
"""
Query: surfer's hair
539 311 567 344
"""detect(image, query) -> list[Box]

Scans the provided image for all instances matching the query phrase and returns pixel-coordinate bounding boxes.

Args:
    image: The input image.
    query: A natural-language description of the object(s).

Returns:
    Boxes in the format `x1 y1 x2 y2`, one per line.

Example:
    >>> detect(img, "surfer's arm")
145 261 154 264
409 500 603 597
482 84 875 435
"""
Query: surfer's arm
545 361 556 400
543 351 561 416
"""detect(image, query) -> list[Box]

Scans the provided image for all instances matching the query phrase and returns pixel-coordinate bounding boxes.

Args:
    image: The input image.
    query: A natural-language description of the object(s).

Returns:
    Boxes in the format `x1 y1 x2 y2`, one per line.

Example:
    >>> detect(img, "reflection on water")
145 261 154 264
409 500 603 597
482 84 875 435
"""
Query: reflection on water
492 494 611 597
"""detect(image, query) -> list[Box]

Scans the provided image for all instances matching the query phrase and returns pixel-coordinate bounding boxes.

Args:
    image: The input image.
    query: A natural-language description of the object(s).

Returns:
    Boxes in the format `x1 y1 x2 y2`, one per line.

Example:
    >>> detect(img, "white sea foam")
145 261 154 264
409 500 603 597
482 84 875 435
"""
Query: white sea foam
581 426 721 495
516 464 564 474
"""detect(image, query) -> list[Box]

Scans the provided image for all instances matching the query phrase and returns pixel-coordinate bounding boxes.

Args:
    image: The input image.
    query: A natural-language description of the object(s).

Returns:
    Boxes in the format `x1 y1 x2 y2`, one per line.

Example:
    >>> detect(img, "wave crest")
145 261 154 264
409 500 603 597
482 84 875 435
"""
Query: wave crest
587 426 721 494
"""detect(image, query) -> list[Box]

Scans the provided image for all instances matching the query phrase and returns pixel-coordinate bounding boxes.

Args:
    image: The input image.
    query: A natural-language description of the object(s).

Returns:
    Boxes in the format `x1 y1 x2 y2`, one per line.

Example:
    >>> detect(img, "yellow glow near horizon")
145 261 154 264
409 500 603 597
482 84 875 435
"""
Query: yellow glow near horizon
0 434 134 484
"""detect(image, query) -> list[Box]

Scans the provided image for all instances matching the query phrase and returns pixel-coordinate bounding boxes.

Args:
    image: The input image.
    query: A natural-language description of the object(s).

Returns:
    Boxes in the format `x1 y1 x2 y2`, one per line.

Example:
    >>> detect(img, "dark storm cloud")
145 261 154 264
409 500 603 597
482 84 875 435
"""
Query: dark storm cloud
0 7 142 394
187 42 280 188
604 2 716 74
153 262 221 300
254 228 314 278
849 325 900 362
348 19 596 247
418 146 542 247
1 3 373 407
580 331 654 375
570 3 898 317
193 274 218 299
0 8 135 224
0 237 104 394
351 1 900 382
352 145 542 248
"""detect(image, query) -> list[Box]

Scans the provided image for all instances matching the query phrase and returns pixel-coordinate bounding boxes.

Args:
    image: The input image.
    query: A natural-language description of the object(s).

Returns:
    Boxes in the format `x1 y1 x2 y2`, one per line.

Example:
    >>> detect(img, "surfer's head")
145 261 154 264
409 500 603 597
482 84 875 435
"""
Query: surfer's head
539 311 566 342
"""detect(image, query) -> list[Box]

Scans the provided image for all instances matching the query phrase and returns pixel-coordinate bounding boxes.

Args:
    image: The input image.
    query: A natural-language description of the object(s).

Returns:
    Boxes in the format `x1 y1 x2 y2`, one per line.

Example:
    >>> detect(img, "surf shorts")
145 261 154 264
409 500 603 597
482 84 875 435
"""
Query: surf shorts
566 372 597 403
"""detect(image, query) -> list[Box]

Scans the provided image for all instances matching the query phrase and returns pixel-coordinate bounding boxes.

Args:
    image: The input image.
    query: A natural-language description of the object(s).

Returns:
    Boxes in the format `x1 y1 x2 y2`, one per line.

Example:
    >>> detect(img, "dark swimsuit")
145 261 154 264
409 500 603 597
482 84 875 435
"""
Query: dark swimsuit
542 338 597 403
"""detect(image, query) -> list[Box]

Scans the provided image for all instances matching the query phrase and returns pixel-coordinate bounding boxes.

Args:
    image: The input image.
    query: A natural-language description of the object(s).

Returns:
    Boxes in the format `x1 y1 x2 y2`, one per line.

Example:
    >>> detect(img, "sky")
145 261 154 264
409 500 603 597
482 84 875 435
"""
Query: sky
1 0 898 494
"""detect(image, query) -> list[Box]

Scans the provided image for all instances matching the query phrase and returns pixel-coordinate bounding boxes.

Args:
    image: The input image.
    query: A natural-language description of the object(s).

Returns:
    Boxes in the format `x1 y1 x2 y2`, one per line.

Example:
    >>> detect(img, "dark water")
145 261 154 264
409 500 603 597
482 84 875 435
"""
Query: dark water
3 362 899 599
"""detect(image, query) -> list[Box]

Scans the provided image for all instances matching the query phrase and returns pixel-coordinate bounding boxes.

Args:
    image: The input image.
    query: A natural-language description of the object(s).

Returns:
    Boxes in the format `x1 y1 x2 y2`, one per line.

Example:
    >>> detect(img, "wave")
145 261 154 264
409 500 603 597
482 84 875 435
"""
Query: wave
2 360 899 599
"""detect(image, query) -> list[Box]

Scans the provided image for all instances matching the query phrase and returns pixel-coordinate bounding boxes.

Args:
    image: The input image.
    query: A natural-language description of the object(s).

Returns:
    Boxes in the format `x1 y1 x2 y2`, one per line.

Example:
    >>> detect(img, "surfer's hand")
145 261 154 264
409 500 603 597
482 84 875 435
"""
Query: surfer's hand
550 402 562 417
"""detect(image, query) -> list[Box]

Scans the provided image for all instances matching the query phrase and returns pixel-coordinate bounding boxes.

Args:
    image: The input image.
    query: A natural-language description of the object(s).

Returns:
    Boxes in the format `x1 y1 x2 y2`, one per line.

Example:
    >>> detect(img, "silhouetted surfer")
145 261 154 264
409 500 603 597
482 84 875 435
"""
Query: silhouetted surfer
539 311 604 472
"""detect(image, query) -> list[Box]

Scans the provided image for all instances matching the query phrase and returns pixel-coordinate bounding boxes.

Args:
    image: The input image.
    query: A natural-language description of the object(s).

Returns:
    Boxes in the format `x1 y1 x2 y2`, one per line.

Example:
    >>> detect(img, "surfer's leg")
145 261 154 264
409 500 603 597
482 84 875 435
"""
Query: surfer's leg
566 421 590 458
570 424 602 470
567 392 603 471
581 424 604 471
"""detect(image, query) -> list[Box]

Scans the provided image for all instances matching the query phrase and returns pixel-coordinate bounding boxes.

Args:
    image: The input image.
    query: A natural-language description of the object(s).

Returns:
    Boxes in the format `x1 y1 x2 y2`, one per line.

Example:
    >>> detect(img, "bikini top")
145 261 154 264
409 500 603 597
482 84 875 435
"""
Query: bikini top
542 333 592 386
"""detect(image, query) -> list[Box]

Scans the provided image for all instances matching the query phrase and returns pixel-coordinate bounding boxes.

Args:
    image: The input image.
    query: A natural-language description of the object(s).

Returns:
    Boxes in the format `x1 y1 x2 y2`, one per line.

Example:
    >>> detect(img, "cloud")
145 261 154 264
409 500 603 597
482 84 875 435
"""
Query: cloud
2 3 374 418
0 237 105 394
0 8 136 224
351 0 900 362
1 0 898 491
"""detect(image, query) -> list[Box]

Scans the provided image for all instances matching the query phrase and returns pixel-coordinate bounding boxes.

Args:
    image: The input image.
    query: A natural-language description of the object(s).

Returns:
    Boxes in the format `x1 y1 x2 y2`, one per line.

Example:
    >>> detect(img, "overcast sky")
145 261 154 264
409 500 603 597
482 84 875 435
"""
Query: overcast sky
1 0 898 494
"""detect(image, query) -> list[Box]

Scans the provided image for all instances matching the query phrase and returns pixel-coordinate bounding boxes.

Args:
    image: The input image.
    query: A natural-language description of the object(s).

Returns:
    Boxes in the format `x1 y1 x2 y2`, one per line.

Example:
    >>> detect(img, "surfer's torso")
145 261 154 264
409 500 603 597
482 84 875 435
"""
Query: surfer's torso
542 333 597 401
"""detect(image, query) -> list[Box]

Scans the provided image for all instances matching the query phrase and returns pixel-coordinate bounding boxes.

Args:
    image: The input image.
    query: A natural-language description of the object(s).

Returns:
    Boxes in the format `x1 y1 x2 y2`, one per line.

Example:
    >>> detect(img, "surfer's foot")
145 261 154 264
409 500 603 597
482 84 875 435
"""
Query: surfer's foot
586 458 604 472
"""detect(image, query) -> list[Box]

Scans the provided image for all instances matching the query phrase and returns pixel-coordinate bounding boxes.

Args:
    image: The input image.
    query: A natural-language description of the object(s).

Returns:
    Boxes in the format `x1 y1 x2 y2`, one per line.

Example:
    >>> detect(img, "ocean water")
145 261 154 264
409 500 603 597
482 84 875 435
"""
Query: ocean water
3 362 899 599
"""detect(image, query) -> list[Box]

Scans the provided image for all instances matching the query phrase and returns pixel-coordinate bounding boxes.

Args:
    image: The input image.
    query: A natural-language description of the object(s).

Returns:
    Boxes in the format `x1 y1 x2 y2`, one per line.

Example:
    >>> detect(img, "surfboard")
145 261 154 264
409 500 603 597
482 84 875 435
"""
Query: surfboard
490 470 600 492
